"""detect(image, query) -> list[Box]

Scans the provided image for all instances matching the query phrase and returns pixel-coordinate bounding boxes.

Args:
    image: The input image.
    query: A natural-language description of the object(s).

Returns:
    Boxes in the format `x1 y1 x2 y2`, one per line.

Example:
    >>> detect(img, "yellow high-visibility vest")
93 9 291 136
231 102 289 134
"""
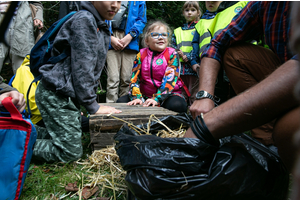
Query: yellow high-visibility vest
208 1 248 37
12 55 42 124
195 1 248 57
195 18 215 57
174 27 196 62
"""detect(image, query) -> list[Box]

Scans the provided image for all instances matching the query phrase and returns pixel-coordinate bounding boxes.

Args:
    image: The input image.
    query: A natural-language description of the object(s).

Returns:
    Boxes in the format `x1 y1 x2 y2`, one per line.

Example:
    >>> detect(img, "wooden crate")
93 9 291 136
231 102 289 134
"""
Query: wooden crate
89 103 177 150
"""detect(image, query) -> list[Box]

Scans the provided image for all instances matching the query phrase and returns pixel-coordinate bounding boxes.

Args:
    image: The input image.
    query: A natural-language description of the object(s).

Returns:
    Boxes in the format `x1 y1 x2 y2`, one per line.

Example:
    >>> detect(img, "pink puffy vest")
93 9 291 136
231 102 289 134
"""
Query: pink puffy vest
139 47 183 98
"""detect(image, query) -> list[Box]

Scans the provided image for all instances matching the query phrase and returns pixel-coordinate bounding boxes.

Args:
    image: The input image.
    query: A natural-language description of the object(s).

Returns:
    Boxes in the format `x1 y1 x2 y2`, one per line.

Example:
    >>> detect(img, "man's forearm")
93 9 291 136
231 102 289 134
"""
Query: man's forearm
198 57 221 94
204 59 300 139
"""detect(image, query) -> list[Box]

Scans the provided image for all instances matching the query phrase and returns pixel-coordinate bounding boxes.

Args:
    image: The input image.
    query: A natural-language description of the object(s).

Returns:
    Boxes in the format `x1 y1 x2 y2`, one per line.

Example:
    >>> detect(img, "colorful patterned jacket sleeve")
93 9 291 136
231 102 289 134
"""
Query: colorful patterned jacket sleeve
152 51 180 104
128 52 144 101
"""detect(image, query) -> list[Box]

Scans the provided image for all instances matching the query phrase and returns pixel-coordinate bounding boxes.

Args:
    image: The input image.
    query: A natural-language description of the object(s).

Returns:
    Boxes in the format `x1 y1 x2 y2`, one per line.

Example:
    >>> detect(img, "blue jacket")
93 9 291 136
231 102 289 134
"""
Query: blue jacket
107 1 147 52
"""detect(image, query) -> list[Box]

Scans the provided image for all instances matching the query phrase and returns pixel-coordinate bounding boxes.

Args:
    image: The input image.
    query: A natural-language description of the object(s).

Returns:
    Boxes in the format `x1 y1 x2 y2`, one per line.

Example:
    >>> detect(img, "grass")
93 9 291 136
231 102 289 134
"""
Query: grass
20 132 127 200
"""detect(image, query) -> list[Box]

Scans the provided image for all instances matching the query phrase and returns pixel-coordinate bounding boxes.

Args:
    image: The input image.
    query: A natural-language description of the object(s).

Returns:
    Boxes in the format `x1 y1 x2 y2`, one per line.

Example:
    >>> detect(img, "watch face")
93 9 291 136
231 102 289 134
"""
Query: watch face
130 32 136 37
196 91 204 98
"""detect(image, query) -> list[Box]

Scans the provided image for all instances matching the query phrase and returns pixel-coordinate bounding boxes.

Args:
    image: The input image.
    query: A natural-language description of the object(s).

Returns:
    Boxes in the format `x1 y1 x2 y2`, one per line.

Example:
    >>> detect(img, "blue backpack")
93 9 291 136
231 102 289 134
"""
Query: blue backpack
27 11 77 116
30 11 77 81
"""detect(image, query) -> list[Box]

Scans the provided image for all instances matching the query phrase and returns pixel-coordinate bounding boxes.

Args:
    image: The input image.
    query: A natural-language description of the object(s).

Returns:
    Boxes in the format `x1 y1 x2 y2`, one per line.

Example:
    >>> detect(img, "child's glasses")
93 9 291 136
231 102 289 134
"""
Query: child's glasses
150 32 169 39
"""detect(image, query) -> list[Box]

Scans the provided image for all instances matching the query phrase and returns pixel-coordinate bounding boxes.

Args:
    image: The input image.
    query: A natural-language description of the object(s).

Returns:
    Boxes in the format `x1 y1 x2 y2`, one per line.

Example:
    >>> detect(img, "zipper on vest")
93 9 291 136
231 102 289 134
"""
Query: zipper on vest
150 53 158 88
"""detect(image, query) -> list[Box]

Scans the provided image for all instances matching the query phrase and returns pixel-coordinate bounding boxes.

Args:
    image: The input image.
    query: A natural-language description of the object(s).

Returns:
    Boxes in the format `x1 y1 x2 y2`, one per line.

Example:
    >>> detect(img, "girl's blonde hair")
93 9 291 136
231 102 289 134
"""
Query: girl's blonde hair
182 1 202 20
141 20 172 48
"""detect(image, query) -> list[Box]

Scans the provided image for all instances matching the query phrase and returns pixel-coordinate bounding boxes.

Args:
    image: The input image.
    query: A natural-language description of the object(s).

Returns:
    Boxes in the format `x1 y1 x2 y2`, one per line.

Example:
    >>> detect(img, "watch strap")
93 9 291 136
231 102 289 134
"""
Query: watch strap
129 31 136 38
196 90 220 106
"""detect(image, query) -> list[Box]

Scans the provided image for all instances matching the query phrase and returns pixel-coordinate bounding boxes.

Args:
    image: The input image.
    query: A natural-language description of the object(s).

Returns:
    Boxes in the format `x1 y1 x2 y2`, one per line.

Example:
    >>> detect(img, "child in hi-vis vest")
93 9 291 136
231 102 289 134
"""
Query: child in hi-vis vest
117 20 187 113
172 1 202 106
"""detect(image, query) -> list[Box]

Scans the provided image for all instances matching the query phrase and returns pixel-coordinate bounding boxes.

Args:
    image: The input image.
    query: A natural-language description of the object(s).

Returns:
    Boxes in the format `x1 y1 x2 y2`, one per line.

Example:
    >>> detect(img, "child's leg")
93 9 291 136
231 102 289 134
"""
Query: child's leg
10 54 24 74
106 30 124 103
180 75 199 106
161 94 187 113
116 94 131 103
33 83 82 163
119 49 136 97
106 49 121 103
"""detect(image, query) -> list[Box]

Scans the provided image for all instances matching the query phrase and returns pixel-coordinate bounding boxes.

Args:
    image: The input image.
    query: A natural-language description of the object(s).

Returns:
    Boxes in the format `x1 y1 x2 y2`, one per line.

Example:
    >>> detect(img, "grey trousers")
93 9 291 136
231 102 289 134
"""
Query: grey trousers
33 83 82 163
0 14 26 74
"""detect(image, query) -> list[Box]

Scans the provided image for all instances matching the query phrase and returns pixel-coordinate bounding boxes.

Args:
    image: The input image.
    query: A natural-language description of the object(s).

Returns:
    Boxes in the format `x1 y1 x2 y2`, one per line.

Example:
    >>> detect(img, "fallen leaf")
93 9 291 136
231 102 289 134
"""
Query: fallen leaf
65 182 79 192
82 186 99 199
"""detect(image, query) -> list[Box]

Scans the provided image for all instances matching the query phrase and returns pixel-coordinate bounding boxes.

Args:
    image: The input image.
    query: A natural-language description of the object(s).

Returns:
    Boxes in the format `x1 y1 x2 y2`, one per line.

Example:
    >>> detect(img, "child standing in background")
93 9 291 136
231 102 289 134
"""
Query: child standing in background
172 1 202 106
105 1 147 103
117 20 187 113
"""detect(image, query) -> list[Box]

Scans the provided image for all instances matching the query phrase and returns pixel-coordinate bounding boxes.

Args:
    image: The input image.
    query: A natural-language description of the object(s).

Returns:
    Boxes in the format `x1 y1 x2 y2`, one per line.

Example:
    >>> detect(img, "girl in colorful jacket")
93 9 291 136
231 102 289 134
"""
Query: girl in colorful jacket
117 20 188 113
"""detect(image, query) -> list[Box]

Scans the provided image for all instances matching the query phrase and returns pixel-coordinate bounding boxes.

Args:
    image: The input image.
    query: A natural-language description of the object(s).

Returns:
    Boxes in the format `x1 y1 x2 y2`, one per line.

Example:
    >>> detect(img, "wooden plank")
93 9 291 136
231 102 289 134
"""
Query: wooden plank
90 103 178 150
90 103 177 120
90 111 175 120
90 117 150 131
90 132 116 150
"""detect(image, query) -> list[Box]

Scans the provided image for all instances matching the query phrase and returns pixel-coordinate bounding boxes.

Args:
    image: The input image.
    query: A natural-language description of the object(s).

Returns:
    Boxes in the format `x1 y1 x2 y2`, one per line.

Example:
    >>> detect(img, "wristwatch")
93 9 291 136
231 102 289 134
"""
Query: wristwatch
129 31 137 38
195 90 215 101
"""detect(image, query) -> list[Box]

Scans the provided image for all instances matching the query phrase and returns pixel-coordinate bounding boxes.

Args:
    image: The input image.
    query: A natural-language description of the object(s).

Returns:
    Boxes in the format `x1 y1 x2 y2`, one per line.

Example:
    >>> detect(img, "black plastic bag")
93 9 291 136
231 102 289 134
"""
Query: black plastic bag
114 114 289 200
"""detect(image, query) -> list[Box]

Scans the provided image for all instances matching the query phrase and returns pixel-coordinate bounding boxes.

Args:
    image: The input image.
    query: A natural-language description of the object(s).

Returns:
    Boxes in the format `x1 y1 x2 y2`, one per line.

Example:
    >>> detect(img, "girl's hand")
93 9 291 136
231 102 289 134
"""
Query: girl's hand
182 55 188 62
192 64 200 75
127 99 143 106
143 99 158 107
177 49 184 58
111 36 124 51
95 105 122 114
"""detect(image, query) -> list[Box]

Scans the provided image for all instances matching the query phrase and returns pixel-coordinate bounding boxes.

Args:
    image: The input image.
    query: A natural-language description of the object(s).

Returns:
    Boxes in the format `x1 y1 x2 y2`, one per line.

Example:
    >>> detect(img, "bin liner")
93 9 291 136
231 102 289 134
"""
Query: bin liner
114 113 289 200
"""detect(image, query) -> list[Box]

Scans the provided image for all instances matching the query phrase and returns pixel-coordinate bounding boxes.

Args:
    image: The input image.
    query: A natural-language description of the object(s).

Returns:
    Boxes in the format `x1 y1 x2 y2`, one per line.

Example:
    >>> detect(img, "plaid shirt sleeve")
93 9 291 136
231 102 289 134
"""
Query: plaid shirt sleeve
201 2 262 63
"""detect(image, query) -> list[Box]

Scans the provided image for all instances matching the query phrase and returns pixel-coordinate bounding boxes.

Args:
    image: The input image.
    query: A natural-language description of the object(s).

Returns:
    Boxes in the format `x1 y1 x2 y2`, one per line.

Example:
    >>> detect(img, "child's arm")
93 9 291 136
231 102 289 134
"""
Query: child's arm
171 33 186 61
171 33 178 50
120 1 147 49
152 51 180 104
128 53 144 101
191 31 201 72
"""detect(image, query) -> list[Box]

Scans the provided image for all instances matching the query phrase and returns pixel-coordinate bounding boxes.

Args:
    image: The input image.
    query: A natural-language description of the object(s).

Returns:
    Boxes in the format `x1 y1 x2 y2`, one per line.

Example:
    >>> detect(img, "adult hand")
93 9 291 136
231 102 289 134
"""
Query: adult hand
189 98 214 119
95 105 122 114
111 36 124 51
0 91 25 112
127 99 143 106
120 34 133 50
143 99 158 107
33 19 44 29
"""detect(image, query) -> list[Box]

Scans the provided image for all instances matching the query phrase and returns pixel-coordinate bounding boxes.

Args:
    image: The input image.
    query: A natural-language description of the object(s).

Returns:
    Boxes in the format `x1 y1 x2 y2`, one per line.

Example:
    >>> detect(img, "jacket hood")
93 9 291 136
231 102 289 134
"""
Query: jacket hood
80 1 109 35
